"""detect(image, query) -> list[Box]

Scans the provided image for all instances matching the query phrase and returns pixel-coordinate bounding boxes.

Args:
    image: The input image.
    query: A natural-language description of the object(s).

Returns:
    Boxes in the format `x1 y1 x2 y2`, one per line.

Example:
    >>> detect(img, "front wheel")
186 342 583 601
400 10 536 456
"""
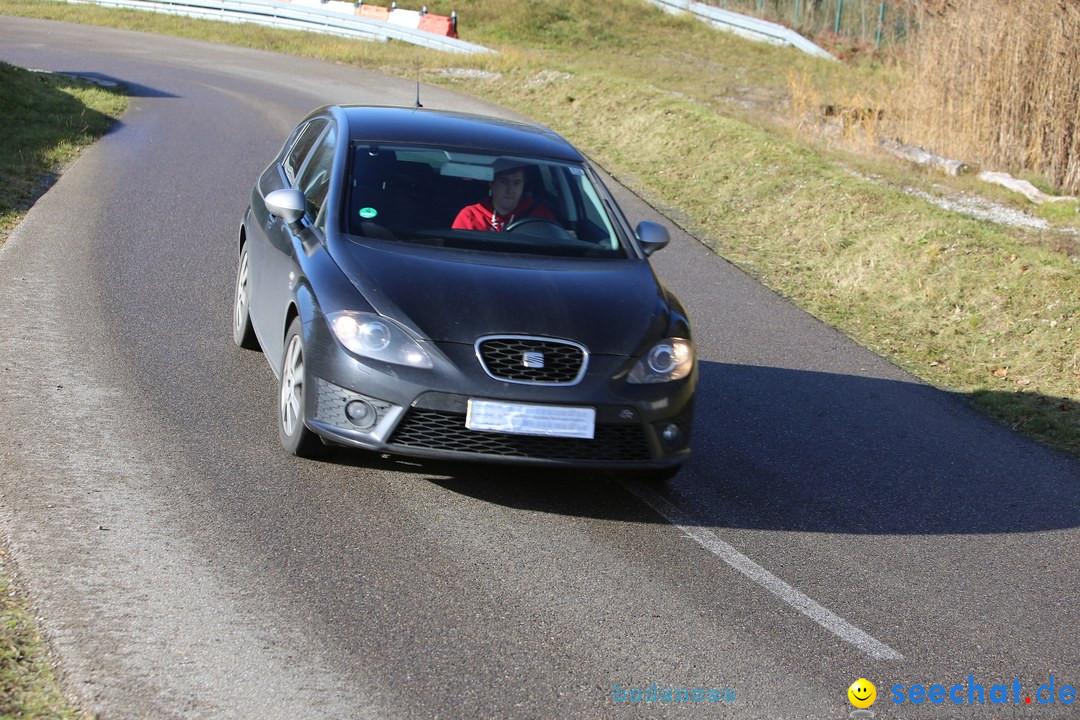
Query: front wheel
232 243 259 350
278 317 322 457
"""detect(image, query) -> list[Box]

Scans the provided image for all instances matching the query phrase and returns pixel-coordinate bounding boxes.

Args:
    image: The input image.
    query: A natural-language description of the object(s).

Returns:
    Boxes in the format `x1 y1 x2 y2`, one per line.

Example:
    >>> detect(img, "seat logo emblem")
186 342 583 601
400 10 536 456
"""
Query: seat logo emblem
522 351 545 369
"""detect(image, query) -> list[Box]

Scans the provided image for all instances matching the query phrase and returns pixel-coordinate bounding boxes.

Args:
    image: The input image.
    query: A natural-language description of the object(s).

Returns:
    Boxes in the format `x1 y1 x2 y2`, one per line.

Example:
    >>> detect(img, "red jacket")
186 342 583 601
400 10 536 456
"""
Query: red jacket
452 197 556 232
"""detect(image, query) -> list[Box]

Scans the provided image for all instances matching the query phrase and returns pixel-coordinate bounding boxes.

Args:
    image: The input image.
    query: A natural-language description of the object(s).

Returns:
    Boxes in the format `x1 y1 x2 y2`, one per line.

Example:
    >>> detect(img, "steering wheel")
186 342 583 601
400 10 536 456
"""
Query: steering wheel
505 217 574 241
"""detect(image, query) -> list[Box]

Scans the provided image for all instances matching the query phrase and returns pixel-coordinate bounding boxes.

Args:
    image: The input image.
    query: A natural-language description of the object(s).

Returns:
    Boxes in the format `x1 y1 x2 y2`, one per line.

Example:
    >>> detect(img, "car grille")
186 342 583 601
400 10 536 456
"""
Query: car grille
476 337 586 385
388 409 652 462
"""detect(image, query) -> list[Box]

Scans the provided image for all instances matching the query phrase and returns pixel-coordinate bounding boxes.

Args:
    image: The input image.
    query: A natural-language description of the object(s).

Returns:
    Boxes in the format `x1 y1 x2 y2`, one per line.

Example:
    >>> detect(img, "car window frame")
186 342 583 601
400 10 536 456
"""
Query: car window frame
281 118 329 187
580 161 642 257
294 124 338 230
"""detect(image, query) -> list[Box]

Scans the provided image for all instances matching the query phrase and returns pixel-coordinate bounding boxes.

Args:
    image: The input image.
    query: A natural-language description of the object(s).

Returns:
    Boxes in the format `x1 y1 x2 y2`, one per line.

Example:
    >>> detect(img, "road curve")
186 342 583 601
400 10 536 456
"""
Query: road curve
1 17 1077 719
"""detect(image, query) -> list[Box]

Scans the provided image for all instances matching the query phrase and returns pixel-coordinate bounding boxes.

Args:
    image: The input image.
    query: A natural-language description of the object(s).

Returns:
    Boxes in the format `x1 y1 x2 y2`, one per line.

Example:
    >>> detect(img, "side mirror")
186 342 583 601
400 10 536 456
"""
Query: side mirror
265 188 306 226
636 221 670 257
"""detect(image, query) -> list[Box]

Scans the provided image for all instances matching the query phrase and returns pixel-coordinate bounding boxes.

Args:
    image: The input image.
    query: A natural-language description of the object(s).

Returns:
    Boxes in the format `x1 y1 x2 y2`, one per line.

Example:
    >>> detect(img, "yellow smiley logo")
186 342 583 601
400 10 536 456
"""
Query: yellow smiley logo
848 678 877 709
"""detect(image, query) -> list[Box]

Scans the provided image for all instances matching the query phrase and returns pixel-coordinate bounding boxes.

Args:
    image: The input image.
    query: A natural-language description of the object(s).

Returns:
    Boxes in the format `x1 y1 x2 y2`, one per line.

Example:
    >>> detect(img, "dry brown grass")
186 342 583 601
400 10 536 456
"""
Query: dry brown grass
888 0 1080 194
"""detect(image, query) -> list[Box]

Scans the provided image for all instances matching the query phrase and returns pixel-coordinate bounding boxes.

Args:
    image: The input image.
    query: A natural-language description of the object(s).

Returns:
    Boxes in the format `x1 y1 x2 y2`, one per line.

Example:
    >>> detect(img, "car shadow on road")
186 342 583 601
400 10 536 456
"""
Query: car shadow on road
57 70 179 98
406 360 1080 535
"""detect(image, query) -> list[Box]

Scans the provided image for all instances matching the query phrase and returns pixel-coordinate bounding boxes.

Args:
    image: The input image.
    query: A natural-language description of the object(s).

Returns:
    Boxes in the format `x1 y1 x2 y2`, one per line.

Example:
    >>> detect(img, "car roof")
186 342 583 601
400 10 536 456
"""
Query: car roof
333 105 584 163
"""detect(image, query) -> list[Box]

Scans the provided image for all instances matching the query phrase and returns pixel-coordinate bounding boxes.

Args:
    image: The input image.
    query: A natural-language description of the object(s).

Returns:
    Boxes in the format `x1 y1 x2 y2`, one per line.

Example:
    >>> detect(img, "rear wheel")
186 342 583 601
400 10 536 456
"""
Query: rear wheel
232 243 259 350
279 317 322 457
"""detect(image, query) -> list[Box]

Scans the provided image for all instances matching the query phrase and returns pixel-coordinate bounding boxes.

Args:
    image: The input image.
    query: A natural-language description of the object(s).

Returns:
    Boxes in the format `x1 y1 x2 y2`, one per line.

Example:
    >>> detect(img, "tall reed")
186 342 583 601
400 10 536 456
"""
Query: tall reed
889 0 1080 194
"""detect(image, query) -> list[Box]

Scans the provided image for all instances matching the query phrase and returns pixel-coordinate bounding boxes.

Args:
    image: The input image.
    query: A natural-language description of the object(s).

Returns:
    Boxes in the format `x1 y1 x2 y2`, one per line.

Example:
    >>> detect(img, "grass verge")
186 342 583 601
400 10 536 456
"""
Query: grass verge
0 58 127 246
1 549 88 719
0 57 125 718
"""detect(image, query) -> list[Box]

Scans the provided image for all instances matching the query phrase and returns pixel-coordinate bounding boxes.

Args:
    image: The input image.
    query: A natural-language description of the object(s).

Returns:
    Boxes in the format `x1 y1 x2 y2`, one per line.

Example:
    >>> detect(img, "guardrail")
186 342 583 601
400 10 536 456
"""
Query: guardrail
645 0 836 61
66 0 495 54
68 0 828 60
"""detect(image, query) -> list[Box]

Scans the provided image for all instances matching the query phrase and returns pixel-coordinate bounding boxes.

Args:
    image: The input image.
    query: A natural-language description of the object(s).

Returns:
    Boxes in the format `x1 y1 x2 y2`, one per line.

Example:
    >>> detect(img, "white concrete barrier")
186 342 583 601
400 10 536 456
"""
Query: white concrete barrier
386 8 421 29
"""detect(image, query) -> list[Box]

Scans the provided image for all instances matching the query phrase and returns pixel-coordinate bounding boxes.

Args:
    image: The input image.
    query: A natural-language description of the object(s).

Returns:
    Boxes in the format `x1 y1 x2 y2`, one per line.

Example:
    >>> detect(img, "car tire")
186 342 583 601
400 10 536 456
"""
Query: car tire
232 243 260 350
279 317 323 458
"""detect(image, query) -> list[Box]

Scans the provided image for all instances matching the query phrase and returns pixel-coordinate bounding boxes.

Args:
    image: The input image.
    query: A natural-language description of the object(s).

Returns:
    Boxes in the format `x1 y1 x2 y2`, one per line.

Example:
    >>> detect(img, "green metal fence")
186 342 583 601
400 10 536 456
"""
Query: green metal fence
702 0 920 49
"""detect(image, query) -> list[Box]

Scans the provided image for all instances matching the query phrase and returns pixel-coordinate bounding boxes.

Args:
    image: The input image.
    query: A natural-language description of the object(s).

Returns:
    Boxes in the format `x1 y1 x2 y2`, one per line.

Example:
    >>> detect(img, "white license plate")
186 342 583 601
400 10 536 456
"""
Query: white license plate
466 400 596 439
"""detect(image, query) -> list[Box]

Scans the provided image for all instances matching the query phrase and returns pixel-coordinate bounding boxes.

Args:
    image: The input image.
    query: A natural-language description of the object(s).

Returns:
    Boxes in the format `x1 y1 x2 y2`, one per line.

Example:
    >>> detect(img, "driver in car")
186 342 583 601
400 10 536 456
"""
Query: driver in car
452 165 557 232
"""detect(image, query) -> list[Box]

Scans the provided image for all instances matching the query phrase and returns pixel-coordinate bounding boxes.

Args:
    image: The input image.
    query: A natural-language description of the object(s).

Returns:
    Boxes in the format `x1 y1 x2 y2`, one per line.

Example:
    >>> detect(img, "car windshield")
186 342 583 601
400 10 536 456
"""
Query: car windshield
344 143 628 258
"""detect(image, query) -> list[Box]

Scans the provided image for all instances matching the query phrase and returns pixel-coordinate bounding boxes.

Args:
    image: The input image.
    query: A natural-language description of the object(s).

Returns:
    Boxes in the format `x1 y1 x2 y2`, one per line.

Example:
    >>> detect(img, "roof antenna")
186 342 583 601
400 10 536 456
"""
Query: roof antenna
414 58 423 108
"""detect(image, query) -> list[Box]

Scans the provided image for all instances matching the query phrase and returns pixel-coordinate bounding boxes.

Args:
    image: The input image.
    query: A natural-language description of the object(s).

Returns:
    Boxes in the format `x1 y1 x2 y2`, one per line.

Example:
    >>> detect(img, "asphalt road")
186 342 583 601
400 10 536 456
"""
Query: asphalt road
1 17 1078 720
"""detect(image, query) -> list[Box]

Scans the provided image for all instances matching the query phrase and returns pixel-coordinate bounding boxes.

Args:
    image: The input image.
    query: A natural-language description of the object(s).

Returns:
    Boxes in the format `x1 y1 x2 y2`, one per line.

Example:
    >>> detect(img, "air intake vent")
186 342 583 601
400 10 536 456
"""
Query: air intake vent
389 409 651 462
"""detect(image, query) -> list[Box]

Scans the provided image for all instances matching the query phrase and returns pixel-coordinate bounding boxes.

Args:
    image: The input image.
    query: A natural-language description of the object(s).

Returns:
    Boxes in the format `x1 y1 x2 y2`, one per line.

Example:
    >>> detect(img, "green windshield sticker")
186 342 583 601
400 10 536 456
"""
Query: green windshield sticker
359 207 378 219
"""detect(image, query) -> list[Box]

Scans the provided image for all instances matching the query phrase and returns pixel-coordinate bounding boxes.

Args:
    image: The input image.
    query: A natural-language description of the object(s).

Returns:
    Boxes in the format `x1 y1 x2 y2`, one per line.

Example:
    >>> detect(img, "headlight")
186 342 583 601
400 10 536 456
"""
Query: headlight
627 338 694 384
327 311 433 369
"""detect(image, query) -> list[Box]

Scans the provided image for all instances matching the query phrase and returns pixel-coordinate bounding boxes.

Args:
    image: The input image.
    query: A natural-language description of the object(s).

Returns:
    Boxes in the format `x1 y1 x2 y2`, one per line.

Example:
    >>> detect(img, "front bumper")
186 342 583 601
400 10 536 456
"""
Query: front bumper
302 321 695 470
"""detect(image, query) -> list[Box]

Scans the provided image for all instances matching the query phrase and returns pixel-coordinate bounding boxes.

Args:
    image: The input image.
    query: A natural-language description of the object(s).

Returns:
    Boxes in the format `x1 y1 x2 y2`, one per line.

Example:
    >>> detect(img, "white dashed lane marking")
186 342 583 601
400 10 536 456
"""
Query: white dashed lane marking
624 481 904 661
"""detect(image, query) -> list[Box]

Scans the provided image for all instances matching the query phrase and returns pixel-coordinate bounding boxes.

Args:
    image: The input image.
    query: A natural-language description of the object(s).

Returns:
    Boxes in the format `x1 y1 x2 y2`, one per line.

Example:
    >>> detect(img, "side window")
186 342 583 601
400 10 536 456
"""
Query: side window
580 184 608 229
283 119 328 186
572 169 619 249
295 125 337 227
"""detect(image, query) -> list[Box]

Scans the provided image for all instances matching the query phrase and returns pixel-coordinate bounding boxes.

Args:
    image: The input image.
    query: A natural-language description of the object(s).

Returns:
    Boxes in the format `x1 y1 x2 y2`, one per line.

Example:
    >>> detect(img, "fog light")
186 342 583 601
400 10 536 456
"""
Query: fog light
660 423 681 446
345 399 377 429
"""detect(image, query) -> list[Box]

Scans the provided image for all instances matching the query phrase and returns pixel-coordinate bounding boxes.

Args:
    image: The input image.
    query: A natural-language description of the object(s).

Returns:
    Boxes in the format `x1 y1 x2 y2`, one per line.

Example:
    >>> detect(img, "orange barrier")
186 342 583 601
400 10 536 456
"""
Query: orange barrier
356 4 458 37
357 4 390 20
418 13 456 38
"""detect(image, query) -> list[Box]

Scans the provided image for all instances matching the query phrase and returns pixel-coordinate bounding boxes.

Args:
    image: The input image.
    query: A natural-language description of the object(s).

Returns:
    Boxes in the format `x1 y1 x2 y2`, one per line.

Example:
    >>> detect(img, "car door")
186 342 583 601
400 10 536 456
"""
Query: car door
245 119 326 366
260 119 338 371
248 118 328 351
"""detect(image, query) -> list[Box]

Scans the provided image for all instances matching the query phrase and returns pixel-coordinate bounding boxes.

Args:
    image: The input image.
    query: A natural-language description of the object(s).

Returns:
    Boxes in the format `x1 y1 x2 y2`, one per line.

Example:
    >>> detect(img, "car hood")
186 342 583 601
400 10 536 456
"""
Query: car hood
331 238 670 356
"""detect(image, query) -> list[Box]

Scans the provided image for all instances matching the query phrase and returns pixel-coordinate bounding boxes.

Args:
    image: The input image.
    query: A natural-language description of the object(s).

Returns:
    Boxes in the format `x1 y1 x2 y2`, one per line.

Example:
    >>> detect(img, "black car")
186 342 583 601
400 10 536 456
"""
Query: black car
233 105 695 480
